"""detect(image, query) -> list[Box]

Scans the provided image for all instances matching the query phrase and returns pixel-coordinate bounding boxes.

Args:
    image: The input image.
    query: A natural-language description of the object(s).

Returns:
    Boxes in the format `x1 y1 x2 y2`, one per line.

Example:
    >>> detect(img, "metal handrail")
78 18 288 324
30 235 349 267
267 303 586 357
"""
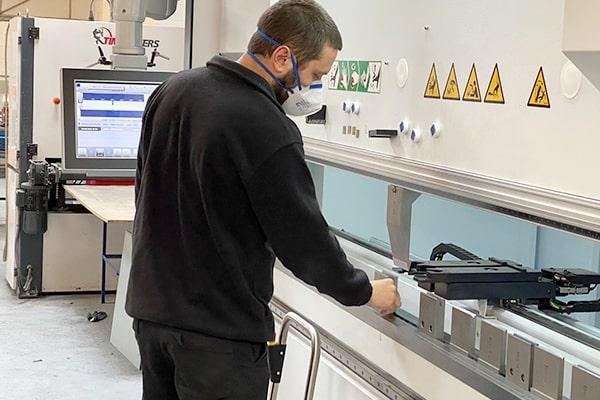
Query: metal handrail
270 312 321 400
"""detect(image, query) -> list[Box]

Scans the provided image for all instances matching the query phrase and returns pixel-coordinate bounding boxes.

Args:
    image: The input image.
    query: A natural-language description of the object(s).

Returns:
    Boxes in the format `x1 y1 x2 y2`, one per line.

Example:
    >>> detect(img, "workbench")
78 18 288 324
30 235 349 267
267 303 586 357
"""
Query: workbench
63 185 135 303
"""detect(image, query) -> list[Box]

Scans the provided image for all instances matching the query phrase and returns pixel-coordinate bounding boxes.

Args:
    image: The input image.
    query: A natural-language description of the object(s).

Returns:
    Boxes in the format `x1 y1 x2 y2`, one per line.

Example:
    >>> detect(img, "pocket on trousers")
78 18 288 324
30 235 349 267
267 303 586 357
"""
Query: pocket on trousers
174 336 234 399
234 342 268 368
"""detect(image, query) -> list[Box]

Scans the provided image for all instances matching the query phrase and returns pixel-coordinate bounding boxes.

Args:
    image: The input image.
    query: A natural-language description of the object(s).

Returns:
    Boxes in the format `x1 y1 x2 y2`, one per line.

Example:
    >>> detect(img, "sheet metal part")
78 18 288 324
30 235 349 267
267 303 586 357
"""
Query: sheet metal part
530 347 564 400
419 292 445 340
571 365 600 400
450 307 476 356
506 334 536 391
479 319 507 375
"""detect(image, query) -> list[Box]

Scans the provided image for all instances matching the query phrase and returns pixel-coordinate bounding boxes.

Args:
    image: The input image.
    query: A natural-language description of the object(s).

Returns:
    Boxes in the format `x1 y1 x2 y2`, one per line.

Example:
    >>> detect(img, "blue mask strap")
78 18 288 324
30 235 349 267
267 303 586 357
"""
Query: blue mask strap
255 28 302 91
256 29 282 47
246 50 293 94
291 55 302 91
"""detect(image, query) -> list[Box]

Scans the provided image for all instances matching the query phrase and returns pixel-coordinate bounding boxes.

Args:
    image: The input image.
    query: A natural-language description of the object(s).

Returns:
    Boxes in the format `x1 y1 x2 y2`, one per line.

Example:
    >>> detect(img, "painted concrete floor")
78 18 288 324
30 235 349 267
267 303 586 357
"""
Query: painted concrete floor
0 277 142 399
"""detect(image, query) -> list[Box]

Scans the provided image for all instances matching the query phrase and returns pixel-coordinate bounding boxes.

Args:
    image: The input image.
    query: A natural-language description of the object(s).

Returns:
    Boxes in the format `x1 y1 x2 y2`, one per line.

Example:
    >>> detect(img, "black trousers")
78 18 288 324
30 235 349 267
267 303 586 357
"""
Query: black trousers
133 319 270 400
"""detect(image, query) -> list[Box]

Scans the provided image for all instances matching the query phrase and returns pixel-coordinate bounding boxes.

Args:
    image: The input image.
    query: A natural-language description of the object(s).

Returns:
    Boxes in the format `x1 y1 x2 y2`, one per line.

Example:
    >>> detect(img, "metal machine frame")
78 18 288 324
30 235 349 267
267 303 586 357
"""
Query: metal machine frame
82 0 600 398
13 18 42 298
5 16 182 297
180 1 600 398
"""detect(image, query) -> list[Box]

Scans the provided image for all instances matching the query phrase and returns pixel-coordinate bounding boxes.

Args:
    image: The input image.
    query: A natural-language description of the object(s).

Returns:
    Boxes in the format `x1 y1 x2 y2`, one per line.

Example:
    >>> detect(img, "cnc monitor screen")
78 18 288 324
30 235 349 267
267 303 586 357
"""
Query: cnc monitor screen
62 68 173 177
74 81 159 160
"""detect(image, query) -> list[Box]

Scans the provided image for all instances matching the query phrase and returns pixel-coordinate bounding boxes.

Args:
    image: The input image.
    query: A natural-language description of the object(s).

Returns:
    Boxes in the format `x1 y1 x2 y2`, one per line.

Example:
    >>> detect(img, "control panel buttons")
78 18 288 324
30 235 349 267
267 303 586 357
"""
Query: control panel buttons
430 123 442 138
399 120 412 135
343 101 361 115
342 100 352 113
410 128 422 143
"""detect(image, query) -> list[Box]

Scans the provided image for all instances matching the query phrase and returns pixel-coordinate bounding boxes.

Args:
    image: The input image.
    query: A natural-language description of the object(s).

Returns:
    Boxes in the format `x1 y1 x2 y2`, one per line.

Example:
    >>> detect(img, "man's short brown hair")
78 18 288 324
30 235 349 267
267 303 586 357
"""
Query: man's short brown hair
248 0 343 65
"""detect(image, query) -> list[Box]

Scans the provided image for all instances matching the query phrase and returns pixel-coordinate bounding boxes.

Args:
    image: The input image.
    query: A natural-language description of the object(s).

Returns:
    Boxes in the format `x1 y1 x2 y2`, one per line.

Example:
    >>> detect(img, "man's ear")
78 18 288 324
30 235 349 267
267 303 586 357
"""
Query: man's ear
271 46 293 74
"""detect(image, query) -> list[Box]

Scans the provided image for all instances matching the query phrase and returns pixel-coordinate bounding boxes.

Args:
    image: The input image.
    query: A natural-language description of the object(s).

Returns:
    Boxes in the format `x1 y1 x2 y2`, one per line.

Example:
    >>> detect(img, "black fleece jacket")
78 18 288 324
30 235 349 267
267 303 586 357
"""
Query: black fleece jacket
126 56 372 343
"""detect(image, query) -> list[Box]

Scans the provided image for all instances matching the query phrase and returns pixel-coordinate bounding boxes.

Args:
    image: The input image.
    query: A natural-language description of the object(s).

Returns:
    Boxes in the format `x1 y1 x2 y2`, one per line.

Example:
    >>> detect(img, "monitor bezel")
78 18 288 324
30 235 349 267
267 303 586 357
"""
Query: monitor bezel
61 68 174 177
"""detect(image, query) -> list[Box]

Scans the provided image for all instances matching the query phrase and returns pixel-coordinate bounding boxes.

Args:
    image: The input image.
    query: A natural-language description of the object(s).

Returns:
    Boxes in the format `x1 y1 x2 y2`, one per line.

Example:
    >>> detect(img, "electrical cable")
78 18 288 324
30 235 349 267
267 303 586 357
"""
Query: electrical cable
548 299 565 312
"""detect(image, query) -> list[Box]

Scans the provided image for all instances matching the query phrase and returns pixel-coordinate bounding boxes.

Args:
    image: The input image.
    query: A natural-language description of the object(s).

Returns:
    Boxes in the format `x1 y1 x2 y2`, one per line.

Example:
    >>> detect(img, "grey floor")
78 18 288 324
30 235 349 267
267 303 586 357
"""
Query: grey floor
0 278 142 399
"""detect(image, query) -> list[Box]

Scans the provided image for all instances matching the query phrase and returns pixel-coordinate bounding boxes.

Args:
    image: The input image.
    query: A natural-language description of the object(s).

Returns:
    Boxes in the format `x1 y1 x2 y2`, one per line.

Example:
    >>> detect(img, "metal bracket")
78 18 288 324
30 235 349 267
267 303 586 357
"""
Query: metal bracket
450 308 476 356
27 143 38 159
387 185 420 271
506 334 536 391
28 27 39 40
267 344 287 383
419 292 445 340
531 347 564 400
479 319 507 375
571 365 600 400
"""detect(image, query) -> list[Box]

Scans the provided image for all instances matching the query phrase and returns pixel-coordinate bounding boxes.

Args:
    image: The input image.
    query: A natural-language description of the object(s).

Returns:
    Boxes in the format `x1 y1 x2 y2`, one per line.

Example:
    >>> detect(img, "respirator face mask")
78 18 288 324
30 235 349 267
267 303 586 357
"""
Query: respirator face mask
246 29 324 117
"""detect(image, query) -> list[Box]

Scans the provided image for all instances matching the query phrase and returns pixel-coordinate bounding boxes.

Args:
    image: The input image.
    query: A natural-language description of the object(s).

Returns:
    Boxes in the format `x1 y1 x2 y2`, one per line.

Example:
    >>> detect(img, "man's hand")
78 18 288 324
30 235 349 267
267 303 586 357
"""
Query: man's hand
367 278 401 316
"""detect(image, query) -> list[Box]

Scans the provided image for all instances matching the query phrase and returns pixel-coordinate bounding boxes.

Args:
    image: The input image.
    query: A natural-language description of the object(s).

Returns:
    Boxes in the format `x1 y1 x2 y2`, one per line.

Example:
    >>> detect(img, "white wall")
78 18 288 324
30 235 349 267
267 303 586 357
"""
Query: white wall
190 0 269 67
219 0 269 53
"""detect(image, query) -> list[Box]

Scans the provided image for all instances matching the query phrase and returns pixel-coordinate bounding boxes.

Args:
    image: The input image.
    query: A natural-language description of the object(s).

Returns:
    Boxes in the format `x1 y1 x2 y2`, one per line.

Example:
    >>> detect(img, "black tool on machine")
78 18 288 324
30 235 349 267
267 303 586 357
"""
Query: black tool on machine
14 160 60 297
404 243 600 314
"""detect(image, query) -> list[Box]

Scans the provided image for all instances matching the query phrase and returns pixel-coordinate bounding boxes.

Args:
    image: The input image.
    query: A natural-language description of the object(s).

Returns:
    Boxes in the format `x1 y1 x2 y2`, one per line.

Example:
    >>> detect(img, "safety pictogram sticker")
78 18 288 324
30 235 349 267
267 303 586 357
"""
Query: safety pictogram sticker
337 61 349 91
462 63 481 102
328 61 340 90
367 62 382 93
348 61 360 91
443 63 460 100
484 63 505 104
424 63 441 99
527 67 550 108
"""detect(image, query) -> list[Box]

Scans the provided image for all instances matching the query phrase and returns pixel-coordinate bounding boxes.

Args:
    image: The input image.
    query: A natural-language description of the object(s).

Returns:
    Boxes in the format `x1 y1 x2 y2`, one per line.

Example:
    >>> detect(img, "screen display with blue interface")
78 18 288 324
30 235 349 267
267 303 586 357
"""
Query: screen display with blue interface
74 81 160 159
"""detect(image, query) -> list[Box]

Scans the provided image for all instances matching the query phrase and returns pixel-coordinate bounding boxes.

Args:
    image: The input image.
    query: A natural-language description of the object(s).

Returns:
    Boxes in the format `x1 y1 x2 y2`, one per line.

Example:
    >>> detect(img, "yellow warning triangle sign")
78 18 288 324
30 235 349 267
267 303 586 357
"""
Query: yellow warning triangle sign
462 64 481 102
528 67 550 108
424 63 441 98
443 64 460 100
484 64 505 104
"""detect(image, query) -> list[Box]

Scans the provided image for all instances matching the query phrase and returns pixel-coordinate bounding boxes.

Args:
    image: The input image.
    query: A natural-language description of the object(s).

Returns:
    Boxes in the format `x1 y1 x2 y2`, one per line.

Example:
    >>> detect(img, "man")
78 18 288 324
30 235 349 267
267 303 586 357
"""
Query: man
126 1 401 399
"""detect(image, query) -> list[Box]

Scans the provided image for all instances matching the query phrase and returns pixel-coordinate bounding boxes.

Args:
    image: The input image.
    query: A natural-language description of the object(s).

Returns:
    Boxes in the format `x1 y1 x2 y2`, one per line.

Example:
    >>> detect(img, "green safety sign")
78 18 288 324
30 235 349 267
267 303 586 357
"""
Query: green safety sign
337 61 349 91
358 61 370 92
348 61 360 91
328 60 382 94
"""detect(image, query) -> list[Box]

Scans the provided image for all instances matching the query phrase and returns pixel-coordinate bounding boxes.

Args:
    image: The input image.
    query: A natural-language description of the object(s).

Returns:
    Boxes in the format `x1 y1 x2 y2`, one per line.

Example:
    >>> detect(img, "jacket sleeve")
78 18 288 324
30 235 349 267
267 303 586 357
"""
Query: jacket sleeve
245 143 372 306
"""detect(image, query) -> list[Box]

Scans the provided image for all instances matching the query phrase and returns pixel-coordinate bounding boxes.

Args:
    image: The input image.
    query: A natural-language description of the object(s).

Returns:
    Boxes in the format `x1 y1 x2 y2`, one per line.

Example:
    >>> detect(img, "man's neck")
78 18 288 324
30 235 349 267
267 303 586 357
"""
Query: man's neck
238 53 275 86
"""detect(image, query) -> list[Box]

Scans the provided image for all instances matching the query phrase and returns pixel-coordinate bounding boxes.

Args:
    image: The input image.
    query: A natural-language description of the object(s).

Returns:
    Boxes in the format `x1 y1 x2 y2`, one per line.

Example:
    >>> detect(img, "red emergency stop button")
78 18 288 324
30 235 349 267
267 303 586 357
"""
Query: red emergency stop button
53 97 61 105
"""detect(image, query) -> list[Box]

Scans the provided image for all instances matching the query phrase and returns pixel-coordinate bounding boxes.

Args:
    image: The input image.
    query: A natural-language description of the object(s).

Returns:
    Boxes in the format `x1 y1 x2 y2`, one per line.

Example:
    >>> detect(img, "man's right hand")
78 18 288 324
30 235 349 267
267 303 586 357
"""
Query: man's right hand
367 278 401 316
